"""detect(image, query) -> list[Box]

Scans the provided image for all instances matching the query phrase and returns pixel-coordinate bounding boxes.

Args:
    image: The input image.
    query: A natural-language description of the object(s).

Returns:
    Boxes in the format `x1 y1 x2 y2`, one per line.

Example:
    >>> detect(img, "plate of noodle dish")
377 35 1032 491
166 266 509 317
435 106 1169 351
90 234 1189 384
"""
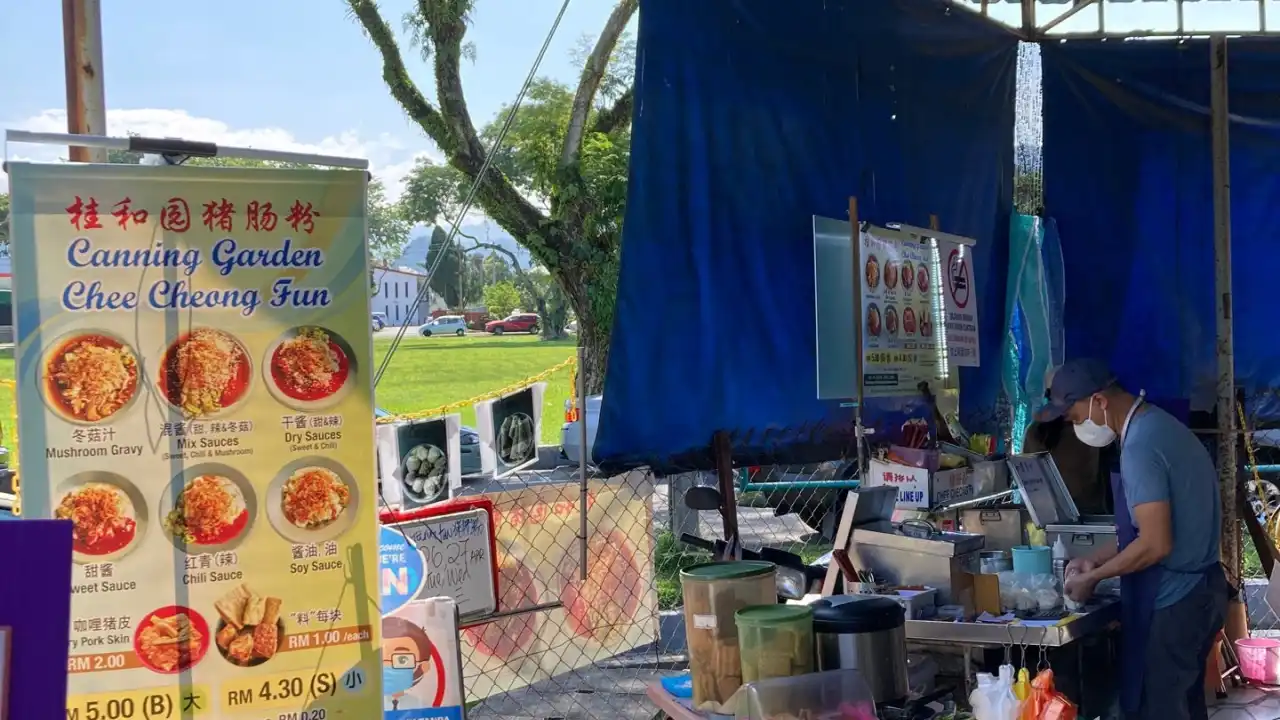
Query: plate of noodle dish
41 330 141 424
263 326 356 411
265 455 359 544
54 471 149 563
160 463 256 553
154 328 253 419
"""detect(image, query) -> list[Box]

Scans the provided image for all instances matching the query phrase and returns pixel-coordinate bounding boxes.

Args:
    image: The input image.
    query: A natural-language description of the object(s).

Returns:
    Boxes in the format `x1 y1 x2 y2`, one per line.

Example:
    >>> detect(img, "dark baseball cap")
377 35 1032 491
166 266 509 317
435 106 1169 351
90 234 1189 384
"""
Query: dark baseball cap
1037 358 1117 422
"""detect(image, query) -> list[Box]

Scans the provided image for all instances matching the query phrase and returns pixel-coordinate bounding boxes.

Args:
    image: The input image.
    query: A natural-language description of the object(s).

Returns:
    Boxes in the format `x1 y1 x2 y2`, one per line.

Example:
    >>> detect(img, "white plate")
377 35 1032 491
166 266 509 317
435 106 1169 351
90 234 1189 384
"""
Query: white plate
261 326 357 412
54 471 148 564
157 463 257 554
265 456 359 544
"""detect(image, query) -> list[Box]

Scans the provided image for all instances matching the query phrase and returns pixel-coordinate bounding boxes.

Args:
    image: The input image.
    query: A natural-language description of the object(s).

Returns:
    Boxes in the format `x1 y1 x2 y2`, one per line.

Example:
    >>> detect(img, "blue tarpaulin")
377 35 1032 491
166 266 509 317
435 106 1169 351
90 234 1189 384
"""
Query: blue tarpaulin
1041 39 1280 418
595 0 1019 473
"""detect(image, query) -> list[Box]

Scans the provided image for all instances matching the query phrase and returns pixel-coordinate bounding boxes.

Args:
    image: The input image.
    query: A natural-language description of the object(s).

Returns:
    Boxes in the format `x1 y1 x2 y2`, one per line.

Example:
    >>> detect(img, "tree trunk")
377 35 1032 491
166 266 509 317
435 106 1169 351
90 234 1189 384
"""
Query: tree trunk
556 261 613 396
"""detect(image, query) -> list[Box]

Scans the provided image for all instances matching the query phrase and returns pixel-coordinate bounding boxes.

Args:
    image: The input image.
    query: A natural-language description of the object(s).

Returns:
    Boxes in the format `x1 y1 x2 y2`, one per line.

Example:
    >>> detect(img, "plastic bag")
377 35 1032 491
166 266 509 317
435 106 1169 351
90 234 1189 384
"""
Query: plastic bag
1018 669 1077 720
969 666 1019 720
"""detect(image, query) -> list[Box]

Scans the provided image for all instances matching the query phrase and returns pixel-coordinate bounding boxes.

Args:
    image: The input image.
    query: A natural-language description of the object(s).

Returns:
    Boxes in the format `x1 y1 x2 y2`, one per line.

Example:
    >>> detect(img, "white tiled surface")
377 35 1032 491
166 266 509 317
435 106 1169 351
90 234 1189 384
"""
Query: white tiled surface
1210 686 1280 719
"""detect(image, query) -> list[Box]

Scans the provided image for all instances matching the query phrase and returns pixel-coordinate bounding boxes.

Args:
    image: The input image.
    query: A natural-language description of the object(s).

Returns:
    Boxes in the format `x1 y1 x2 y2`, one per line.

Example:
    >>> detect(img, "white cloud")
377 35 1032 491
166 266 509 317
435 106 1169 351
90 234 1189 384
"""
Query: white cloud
2 108 440 199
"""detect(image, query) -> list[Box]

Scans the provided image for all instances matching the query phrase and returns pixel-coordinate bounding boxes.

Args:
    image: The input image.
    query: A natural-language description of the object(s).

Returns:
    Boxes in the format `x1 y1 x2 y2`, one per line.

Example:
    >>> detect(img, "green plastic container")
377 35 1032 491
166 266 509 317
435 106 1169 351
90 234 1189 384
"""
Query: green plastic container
679 562 778 707
735 604 815 683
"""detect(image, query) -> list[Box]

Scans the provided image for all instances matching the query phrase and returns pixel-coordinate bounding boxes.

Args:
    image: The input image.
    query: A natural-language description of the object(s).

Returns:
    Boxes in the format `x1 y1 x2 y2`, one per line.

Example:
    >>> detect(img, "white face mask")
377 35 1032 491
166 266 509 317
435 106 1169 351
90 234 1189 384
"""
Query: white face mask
1073 396 1117 448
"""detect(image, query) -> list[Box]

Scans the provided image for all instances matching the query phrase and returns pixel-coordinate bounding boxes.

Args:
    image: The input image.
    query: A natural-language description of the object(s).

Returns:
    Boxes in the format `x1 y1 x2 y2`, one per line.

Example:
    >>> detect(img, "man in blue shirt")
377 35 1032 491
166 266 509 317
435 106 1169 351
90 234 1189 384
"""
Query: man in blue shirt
1039 359 1227 720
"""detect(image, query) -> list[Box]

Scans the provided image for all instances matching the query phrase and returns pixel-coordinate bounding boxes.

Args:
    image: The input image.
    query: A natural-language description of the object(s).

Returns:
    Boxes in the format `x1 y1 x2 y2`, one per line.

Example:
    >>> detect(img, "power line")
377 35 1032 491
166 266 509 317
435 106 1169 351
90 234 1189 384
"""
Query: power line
372 0 575 387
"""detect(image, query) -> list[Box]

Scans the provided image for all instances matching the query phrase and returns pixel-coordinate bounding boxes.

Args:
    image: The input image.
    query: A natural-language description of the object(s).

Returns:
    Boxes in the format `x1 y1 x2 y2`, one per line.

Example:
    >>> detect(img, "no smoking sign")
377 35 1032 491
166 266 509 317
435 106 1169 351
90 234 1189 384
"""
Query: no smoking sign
947 247 971 310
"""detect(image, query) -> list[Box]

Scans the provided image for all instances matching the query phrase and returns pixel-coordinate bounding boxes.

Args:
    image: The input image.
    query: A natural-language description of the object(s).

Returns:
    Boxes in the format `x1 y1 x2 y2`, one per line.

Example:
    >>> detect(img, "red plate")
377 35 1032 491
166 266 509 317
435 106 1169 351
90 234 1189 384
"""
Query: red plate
133 606 211 674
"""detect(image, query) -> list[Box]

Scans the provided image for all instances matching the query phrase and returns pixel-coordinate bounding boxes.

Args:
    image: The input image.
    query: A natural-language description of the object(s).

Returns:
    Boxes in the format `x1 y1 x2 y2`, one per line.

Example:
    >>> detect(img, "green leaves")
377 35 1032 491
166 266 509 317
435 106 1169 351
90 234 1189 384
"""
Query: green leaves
482 281 521 319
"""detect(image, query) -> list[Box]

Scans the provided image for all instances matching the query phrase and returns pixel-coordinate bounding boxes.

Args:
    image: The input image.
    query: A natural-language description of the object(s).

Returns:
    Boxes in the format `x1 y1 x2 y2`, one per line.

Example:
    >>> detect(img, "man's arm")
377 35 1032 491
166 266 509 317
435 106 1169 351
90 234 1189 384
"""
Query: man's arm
1088 501 1173 581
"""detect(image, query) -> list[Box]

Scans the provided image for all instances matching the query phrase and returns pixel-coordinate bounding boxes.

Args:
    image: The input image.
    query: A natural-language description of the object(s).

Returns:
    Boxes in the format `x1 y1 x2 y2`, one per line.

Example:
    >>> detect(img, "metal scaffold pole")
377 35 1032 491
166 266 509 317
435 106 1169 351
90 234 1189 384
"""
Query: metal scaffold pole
1210 35 1240 581
62 0 107 163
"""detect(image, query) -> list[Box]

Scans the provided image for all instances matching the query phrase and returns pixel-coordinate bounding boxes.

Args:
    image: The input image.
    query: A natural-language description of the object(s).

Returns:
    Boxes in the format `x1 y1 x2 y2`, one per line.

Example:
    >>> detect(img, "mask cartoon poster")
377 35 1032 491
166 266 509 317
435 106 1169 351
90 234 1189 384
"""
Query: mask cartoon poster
381 599 464 718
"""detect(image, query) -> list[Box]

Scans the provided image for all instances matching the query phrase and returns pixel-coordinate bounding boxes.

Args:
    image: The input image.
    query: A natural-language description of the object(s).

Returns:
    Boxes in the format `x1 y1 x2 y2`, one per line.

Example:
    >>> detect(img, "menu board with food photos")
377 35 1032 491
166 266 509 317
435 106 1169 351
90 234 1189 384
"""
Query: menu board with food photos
7 162 382 719
859 229 944 397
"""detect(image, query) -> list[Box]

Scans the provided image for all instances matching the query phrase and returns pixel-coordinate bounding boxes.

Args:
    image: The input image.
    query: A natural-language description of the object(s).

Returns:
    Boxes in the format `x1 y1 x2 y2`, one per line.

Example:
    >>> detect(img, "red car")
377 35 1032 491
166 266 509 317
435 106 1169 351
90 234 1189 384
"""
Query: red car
484 313 541 335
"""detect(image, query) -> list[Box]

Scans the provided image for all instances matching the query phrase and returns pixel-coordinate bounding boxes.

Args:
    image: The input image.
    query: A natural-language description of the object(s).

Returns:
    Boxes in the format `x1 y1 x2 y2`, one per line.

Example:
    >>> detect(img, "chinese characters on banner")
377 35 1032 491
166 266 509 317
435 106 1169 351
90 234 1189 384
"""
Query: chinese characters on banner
939 240 980 367
859 231 944 397
865 459 931 509
8 163 382 719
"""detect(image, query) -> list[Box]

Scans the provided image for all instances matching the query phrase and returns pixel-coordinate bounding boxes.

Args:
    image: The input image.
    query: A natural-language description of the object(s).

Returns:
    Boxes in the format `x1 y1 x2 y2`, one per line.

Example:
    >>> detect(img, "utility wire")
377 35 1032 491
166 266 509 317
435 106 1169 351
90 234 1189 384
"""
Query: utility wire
372 0 574 387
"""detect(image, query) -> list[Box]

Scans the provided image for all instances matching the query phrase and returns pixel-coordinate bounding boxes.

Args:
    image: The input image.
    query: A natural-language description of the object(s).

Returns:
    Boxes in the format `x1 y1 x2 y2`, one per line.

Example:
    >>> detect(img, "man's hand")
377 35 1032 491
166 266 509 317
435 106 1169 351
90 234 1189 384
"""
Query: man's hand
1066 557 1097 576
1064 571 1099 603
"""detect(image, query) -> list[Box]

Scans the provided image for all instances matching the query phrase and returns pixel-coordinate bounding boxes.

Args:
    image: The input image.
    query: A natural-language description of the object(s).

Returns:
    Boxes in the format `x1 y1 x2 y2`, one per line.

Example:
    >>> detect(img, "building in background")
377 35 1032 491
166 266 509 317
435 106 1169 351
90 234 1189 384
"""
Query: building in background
372 266 446 326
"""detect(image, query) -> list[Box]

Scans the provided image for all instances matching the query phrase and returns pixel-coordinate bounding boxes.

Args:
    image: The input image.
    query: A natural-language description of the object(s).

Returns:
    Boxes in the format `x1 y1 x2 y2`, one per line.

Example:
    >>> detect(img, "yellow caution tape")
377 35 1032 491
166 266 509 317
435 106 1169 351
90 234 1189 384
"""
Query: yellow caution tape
374 356 576 424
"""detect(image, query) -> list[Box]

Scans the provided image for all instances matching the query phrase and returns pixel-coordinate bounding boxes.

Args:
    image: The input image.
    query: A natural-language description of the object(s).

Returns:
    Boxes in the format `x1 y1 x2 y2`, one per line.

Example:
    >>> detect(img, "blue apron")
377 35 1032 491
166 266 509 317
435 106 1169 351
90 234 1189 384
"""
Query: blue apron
1112 466 1162 715
1113 398 1219 716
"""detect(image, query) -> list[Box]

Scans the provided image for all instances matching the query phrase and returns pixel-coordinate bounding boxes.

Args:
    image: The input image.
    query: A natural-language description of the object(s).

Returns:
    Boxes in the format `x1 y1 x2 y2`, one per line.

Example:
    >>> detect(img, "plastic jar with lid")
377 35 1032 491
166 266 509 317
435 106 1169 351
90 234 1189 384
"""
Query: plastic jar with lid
679 561 777 707
735 604 815 683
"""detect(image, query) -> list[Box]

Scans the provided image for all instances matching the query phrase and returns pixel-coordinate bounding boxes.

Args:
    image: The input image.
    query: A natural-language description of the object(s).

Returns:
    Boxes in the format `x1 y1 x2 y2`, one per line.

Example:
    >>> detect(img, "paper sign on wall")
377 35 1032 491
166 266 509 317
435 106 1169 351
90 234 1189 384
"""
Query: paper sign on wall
382 598 465 720
939 239 980 367
866 459 931 509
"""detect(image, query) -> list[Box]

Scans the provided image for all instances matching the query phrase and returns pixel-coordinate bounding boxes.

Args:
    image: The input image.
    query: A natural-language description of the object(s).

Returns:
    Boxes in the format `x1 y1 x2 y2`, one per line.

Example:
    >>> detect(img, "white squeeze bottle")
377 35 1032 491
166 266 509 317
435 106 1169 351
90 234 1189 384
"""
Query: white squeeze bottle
1052 537 1069 605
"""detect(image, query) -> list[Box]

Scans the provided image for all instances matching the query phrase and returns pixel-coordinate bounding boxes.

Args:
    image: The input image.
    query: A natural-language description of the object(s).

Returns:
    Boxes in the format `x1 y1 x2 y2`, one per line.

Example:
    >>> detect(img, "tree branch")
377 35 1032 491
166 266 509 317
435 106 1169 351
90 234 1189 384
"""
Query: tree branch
560 0 638 171
591 86 634 136
350 0 550 252
461 239 543 302
346 0 453 148
416 0 555 254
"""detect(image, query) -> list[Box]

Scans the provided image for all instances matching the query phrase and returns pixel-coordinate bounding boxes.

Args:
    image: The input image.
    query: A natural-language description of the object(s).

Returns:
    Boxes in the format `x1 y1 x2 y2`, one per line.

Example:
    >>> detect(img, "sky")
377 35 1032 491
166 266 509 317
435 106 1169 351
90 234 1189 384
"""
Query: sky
1 0 1274 199
0 0 618 196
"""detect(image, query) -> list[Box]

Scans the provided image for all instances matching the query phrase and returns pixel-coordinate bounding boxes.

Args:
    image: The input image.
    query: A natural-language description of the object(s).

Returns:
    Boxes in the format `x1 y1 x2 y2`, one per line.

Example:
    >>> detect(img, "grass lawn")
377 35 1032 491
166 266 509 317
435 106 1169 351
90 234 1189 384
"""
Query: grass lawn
0 333 577 448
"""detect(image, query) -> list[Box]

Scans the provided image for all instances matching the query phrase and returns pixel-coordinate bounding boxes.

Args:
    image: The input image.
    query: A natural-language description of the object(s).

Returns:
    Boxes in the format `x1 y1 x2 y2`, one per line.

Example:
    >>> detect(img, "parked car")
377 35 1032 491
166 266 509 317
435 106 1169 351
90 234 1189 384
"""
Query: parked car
0 492 14 520
420 315 467 337
484 313 540 335
374 408 483 476
561 394 602 465
372 312 387 331
566 320 579 334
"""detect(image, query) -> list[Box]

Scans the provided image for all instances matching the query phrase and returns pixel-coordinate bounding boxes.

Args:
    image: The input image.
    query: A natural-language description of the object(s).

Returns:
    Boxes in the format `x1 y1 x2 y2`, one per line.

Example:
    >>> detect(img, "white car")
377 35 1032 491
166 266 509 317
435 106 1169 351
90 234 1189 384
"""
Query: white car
420 316 468 337
561 394 602 465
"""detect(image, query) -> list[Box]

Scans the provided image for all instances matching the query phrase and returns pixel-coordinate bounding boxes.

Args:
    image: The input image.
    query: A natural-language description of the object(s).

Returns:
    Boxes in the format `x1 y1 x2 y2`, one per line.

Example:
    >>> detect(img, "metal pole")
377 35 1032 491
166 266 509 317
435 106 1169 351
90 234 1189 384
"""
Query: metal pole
577 345 589 581
849 197 866 473
1210 35 1240 581
62 0 107 163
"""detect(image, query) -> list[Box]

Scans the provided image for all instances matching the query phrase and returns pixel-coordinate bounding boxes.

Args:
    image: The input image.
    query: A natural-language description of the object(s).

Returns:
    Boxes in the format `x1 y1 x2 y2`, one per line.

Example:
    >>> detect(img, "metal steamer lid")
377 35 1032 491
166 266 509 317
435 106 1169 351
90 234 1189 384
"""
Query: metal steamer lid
809 595 905 634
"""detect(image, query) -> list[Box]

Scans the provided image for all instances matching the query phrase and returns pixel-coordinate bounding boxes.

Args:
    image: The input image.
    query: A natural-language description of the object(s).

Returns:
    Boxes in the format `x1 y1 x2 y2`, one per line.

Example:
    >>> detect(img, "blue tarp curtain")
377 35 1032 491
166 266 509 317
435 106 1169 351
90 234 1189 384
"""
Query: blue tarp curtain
1041 39 1280 419
595 0 1019 473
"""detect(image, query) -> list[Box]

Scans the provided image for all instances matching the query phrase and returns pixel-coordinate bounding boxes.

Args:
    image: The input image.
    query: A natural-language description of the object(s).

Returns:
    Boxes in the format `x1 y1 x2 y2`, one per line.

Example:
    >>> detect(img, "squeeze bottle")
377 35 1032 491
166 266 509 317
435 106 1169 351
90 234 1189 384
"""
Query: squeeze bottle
1052 537 1069 602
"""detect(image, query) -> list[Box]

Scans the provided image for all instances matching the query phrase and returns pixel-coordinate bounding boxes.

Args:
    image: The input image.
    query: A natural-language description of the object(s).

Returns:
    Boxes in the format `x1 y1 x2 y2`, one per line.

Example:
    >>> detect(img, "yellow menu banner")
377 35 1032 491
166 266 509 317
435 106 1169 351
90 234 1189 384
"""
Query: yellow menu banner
7 162 383 719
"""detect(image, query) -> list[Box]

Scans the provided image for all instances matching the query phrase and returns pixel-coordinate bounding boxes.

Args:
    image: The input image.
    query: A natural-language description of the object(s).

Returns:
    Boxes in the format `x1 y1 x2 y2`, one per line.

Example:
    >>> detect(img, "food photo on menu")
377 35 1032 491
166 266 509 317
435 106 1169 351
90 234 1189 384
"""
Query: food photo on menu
42 331 140 423
864 254 880 290
266 325 356 409
865 304 881 337
267 457 359 544
917 264 930 293
884 306 899 337
903 306 917 335
54 473 145 560
213 583 284 667
135 606 209 673
161 466 255 550
901 260 915 291
883 261 898 290
157 328 252 418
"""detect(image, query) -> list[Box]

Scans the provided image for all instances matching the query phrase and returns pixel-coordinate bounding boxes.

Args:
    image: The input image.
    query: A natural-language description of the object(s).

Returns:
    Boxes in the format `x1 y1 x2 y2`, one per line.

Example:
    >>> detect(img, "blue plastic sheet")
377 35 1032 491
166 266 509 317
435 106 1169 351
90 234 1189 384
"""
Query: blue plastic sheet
595 0 1019 473
1041 39 1280 418
1002 213 1066 452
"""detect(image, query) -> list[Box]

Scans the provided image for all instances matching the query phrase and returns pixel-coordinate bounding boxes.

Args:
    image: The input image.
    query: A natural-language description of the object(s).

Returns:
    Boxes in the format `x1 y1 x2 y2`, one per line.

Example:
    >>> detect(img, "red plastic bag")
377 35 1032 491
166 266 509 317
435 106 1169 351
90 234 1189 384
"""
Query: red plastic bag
1019 669 1077 720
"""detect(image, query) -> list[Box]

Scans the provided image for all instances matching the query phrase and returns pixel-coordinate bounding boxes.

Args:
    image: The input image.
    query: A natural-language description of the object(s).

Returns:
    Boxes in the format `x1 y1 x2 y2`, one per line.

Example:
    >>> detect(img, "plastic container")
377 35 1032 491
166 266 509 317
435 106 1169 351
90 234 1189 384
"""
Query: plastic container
681 561 778 708
1012 545 1052 575
1236 638 1280 684
735 668 878 720
735 604 815 683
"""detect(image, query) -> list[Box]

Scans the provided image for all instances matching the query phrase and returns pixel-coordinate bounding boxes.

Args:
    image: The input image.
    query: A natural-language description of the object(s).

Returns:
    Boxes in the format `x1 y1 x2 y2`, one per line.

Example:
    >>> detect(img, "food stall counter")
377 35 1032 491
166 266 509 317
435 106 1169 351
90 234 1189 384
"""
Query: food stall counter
905 597 1120 647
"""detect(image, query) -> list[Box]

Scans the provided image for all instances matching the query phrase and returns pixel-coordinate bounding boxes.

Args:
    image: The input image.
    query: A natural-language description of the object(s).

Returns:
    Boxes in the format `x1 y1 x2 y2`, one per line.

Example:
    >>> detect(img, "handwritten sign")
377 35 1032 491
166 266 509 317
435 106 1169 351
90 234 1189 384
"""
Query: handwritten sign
867 459 931 509
384 509 497 619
